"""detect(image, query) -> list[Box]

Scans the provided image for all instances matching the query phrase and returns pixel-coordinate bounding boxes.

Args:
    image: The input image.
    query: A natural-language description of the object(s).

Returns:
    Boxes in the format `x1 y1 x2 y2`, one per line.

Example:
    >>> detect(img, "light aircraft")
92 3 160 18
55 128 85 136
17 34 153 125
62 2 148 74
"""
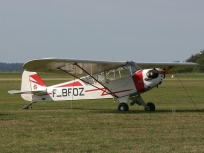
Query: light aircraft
8 58 197 111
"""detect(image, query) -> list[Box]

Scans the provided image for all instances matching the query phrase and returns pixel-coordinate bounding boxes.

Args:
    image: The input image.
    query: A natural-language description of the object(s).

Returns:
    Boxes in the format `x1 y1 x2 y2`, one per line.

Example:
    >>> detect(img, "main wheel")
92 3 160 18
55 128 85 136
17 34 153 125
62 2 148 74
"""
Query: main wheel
145 102 155 111
118 103 129 111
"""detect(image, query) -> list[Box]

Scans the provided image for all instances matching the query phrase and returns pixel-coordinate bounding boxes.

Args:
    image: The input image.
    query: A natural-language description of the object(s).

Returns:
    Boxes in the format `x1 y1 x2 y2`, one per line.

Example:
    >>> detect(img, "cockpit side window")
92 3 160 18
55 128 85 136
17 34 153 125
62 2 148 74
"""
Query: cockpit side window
80 62 141 85
106 67 130 80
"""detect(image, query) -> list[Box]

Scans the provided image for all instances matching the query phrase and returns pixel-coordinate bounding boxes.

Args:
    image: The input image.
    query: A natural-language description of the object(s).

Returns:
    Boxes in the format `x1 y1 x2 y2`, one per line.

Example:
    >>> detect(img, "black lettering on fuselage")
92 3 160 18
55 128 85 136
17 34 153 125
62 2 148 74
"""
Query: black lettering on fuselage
52 88 85 98
53 89 56 97
73 88 78 96
68 88 72 96
62 89 67 97
79 88 85 96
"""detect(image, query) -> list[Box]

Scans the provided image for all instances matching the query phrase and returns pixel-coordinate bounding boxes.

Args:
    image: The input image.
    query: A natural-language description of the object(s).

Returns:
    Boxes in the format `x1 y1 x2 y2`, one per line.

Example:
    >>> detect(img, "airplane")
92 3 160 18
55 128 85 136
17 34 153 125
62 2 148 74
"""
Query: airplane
8 58 197 111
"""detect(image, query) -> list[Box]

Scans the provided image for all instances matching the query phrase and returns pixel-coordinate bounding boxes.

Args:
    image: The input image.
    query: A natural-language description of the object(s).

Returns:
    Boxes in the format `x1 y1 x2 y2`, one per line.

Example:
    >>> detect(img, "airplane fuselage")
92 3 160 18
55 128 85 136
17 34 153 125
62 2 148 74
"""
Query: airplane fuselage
29 69 165 102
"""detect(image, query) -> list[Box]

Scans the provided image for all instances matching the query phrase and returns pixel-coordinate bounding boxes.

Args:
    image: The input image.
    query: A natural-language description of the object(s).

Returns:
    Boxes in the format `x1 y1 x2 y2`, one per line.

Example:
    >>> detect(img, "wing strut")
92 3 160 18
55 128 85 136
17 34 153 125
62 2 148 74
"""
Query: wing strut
58 66 119 98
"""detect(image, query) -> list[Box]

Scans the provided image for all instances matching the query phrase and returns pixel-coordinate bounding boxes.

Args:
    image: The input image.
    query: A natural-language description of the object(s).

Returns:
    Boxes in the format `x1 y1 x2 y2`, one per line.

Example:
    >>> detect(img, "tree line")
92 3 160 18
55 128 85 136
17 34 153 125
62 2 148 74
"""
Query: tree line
0 62 23 72
182 50 204 73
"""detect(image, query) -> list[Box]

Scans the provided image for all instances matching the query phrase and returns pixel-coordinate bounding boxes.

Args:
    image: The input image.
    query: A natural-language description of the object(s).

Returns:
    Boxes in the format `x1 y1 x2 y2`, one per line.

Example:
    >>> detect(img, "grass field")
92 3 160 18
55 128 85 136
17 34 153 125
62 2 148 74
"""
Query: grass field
0 73 204 153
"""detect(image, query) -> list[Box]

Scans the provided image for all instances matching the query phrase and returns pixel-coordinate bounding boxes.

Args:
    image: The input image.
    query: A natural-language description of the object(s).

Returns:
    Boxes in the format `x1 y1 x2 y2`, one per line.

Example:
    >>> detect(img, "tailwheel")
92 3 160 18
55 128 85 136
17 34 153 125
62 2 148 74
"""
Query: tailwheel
22 101 36 110
145 102 155 111
118 103 129 111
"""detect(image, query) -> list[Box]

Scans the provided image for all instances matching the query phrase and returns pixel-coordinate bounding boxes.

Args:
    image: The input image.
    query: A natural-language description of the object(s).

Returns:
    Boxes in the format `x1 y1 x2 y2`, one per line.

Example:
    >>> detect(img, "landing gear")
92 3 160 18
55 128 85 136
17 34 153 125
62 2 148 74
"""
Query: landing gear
129 95 156 112
22 101 36 109
118 103 129 111
117 95 156 112
145 102 155 111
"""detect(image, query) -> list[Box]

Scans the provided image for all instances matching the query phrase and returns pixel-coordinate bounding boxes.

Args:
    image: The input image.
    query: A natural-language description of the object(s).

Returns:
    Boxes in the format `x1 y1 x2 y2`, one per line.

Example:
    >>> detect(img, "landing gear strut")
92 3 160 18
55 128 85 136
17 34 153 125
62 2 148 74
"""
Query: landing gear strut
22 101 36 109
117 95 156 112
129 95 156 112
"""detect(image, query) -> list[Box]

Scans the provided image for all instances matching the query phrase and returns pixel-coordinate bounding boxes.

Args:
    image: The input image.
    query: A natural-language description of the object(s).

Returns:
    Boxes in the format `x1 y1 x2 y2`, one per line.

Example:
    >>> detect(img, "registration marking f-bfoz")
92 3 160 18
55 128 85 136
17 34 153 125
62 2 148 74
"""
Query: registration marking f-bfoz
52 88 85 97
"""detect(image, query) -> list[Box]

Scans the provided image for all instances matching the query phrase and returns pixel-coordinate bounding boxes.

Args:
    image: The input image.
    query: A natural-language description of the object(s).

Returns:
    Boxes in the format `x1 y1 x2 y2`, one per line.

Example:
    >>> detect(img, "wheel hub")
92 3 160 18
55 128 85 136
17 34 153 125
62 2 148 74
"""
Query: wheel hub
120 106 124 111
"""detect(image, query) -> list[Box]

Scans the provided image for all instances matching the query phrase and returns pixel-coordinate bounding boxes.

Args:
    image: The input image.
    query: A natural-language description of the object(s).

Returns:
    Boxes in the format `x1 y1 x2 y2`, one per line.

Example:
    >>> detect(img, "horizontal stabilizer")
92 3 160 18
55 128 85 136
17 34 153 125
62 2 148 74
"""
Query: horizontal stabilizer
8 90 48 96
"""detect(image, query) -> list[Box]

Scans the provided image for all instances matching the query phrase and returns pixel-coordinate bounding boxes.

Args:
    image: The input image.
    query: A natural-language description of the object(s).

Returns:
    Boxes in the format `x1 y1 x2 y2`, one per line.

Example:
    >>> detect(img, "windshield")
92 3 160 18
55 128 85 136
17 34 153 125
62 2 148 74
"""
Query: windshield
125 61 141 75
80 61 141 85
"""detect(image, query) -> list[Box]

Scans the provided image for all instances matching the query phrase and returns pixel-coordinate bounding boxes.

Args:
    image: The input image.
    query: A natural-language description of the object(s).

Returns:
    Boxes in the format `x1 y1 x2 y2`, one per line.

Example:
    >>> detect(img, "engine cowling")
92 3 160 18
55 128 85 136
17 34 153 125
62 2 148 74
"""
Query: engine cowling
132 69 165 93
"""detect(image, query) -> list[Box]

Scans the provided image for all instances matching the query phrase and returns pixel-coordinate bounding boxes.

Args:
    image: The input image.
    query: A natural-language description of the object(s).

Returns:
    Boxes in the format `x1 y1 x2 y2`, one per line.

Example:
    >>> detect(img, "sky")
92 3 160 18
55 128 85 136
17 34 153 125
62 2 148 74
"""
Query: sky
0 0 204 63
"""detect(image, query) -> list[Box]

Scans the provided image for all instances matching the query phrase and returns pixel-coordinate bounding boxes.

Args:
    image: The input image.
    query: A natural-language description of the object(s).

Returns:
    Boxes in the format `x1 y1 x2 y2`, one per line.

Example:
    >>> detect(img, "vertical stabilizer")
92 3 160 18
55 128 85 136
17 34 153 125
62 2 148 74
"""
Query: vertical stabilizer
21 70 46 101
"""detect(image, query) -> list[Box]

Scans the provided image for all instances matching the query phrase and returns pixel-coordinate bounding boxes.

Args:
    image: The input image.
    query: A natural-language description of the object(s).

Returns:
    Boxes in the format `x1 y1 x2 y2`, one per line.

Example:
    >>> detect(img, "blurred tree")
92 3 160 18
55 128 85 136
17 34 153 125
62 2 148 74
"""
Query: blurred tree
184 50 204 73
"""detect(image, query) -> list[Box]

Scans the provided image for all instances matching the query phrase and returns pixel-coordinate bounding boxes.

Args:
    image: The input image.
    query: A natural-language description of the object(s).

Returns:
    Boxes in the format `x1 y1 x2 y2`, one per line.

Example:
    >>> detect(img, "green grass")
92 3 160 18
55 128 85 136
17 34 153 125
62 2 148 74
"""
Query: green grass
0 73 204 152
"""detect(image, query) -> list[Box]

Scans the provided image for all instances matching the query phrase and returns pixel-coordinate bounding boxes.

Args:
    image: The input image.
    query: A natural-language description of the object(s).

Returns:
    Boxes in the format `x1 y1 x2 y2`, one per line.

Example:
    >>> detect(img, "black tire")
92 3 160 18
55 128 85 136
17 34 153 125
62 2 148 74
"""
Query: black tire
118 103 129 111
145 102 155 111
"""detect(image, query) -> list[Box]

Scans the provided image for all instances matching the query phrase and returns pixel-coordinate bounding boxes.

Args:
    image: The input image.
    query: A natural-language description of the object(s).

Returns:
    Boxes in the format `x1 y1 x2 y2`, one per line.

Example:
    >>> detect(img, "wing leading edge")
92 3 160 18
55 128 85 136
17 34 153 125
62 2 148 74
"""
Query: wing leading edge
136 62 198 71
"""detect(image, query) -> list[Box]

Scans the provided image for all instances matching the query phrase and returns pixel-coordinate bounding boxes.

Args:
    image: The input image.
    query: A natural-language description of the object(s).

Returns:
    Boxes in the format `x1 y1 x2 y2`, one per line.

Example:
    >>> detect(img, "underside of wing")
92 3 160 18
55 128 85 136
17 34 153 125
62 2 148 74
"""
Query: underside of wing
137 62 198 71
23 58 127 74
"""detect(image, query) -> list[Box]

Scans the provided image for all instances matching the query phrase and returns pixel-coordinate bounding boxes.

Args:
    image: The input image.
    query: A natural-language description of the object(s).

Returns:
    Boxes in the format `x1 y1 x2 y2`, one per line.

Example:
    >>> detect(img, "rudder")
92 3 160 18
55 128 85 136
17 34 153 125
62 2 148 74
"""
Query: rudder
21 70 46 101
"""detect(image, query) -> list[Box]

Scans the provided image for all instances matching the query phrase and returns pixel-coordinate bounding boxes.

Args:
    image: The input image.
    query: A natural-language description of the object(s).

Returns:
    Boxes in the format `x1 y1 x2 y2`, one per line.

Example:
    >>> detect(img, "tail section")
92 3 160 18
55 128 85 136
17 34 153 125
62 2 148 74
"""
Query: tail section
21 70 46 92
8 70 47 102
21 70 47 101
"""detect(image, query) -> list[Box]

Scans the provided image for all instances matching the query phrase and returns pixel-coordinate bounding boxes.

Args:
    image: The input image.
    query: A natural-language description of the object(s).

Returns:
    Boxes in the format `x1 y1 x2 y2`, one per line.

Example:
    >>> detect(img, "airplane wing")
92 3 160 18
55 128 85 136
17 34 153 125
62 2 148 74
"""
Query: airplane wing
23 58 127 74
136 62 198 71
23 58 198 75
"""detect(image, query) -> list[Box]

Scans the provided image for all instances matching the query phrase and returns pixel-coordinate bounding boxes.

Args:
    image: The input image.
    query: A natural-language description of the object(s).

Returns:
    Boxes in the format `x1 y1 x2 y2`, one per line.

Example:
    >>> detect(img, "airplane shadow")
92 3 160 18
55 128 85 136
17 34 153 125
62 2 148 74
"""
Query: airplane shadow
67 107 204 114
0 113 12 121
19 105 204 114
0 113 12 116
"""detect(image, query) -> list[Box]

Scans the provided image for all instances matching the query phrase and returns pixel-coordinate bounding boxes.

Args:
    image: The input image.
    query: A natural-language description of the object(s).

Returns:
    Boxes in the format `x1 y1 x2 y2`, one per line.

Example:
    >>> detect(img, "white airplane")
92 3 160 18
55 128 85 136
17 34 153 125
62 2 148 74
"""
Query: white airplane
8 58 197 111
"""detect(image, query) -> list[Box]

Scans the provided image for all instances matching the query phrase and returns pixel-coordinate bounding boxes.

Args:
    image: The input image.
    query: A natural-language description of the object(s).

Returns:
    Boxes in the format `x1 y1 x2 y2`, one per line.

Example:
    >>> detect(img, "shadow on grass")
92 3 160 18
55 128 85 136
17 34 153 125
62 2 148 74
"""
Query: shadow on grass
0 113 13 121
20 106 204 114
155 109 204 113
60 107 204 114
0 113 12 116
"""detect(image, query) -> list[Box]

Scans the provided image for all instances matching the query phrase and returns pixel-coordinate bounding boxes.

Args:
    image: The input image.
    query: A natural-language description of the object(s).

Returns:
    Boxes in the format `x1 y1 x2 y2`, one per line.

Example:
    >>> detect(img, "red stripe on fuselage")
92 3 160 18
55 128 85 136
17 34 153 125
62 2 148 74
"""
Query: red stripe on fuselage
132 70 145 92
56 81 83 88
85 88 132 96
